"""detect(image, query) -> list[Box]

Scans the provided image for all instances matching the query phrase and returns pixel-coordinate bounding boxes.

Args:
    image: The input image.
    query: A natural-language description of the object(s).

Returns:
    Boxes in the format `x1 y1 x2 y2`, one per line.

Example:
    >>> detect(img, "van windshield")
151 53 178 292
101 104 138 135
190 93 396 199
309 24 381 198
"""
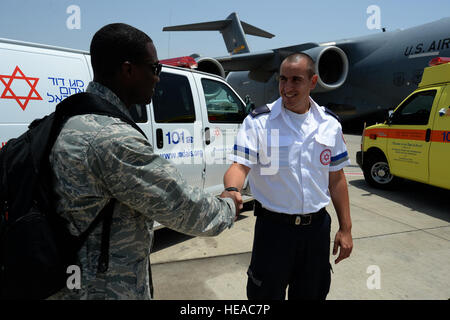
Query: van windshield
392 90 436 125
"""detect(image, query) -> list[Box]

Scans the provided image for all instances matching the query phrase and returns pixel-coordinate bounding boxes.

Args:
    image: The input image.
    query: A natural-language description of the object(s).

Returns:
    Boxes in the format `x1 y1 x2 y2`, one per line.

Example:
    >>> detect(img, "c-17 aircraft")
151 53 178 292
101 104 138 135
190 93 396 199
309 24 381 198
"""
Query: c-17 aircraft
163 12 450 126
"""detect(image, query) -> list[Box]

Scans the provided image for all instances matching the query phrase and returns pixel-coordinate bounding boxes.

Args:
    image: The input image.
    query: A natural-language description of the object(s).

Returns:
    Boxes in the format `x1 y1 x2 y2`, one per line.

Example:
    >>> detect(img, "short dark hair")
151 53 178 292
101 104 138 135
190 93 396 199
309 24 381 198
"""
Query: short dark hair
282 53 315 78
90 23 152 79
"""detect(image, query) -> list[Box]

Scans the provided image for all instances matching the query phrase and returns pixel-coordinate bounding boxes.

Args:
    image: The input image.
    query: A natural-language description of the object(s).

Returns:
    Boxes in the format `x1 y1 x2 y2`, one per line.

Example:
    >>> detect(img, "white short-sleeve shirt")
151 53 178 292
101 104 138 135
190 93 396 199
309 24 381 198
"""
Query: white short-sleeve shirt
229 97 350 214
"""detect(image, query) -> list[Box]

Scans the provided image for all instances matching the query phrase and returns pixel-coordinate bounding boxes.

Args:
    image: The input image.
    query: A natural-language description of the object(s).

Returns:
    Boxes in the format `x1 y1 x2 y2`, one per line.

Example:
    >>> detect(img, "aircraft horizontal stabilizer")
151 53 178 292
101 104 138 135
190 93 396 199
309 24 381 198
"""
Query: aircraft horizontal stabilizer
163 20 274 39
239 21 274 39
163 20 230 32
163 12 274 55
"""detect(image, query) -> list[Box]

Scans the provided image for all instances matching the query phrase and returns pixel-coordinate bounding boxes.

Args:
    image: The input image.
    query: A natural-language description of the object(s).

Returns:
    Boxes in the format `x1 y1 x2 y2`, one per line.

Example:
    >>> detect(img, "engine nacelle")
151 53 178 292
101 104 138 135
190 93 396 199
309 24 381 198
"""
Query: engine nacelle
302 46 349 93
191 54 226 78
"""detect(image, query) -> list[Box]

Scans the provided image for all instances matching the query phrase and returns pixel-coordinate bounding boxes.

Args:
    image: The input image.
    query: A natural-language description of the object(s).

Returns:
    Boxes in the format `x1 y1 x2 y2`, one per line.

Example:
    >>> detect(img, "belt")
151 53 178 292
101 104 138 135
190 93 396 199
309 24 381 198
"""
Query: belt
254 201 326 226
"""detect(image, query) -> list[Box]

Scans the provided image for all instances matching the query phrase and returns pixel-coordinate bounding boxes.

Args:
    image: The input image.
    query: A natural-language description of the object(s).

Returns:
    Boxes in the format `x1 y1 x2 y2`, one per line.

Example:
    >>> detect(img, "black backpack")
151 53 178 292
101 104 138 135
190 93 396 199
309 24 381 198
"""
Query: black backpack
0 92 147 299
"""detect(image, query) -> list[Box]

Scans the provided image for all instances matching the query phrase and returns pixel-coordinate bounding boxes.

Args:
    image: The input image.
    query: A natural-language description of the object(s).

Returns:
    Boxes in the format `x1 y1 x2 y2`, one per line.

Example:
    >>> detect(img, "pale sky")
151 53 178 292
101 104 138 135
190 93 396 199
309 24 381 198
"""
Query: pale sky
1 0 449 59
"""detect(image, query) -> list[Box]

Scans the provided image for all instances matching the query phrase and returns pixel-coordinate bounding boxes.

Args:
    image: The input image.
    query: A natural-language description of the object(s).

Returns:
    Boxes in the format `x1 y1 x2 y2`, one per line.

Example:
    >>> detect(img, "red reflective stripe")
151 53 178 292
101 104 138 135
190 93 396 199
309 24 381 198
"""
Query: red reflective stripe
431 130 450 143
365 128 450 143
364 128 424 140
388 129 426 140
364 128 450 143
364 129 389 138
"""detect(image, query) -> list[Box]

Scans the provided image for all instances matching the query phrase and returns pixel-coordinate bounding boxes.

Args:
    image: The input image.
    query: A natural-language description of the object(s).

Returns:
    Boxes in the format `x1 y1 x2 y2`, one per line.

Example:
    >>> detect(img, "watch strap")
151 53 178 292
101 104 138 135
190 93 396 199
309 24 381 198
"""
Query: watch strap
225 187 239 192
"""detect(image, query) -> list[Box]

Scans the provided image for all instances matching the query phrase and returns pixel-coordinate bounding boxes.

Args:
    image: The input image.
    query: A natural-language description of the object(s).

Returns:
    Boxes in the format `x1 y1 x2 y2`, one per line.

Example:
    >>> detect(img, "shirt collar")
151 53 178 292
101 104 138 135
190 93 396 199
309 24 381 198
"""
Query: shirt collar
310 96 339 146
268 98 283 120
309 96 329 122
270 96 325 121
86 81 133 119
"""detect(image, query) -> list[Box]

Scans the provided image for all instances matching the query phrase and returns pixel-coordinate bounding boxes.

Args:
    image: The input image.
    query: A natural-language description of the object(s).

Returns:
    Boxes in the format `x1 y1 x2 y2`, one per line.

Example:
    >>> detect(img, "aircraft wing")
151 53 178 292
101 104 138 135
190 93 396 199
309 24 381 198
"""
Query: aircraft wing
215 43 319 72
215 50 275 71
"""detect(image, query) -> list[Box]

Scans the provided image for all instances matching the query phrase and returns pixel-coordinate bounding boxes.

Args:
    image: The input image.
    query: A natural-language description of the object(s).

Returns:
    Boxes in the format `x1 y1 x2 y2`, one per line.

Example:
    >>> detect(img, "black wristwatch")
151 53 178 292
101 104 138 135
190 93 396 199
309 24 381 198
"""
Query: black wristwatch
225 187 239 192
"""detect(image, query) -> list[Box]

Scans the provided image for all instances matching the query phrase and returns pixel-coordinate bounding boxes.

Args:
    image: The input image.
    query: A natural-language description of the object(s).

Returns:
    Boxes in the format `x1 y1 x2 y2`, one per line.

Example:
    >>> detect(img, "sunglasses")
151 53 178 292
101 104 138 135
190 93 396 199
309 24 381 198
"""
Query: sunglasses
131 60 162 76
148 61 162 76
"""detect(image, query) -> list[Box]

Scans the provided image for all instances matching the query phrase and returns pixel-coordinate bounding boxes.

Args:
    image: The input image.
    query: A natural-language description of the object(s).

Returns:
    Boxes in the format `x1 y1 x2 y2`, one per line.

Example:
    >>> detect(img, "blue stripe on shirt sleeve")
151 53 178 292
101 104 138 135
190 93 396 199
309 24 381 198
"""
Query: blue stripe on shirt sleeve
331 151 348 162
234 144 258 158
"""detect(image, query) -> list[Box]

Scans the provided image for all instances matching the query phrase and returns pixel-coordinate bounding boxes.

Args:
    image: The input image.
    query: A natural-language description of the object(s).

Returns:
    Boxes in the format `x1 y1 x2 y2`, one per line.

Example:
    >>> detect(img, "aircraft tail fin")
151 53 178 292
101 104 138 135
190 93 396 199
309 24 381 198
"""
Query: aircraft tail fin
163 12 274 55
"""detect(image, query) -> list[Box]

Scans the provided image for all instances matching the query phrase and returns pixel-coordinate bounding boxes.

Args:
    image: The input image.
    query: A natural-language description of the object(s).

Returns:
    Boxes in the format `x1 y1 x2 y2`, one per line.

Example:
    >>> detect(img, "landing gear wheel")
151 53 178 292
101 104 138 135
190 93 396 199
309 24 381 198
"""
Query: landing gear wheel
363 156 399 189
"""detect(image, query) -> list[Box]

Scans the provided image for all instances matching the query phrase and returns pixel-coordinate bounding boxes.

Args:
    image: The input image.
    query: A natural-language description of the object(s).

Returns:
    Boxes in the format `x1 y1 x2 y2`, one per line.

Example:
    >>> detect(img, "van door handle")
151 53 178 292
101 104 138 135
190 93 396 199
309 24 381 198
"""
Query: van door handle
205 127 211 145
156 128 163 149
425 128 431 142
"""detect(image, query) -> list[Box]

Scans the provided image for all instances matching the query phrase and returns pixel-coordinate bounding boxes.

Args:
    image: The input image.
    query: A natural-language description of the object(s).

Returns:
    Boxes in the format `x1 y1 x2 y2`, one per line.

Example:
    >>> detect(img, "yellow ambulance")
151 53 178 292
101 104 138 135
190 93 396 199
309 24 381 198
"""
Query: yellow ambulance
356 57 450 190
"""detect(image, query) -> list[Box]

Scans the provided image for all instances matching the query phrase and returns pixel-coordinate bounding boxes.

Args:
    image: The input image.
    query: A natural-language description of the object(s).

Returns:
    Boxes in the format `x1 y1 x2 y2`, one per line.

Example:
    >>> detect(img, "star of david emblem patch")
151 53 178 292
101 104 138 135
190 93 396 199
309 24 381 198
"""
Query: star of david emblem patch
0 66 43 111
320 149 331 165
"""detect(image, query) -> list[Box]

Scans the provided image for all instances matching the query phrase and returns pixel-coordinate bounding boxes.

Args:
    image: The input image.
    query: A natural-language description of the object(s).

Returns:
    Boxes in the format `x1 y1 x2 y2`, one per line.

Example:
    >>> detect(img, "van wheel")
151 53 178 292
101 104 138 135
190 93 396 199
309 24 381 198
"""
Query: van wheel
363 155 399 189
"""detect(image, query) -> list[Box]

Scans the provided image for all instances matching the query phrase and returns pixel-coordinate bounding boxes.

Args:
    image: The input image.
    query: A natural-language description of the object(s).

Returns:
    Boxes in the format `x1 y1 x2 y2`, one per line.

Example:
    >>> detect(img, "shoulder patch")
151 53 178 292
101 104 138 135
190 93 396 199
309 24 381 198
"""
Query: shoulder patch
325 107 341 123
250 105 271 118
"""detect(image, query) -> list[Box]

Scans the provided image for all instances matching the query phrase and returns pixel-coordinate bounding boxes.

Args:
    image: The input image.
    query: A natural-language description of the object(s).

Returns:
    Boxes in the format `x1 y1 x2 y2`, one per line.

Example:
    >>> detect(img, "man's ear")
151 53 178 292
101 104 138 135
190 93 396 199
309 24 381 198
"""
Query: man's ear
120 61 133 80
310 74 318 90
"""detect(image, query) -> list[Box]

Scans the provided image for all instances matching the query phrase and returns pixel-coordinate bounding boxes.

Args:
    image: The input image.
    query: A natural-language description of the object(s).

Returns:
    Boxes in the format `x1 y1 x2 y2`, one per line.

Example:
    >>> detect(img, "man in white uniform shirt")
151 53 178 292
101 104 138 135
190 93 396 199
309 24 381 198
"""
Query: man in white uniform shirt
224 53 353 300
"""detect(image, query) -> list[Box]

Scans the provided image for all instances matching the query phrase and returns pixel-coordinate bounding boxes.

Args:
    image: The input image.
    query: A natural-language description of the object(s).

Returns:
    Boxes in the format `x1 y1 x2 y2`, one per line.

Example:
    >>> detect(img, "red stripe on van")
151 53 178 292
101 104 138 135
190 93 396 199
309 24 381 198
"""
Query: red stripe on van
364 128 425 141
430 130 450 143
365 128 450 143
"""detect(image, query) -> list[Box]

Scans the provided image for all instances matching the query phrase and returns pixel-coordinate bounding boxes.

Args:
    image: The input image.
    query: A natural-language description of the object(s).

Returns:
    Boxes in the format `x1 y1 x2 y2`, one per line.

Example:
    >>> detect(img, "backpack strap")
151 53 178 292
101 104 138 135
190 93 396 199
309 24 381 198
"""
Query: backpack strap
0 152 8 232
75 199 115 274
97 199 114 274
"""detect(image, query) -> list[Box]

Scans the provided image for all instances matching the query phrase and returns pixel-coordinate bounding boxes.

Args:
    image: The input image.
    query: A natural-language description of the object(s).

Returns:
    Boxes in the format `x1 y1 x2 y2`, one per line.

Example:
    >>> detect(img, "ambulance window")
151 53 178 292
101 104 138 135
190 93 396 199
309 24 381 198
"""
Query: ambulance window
129 104 148 123
152 72 195 123
201 78 246 123
392 90 436 125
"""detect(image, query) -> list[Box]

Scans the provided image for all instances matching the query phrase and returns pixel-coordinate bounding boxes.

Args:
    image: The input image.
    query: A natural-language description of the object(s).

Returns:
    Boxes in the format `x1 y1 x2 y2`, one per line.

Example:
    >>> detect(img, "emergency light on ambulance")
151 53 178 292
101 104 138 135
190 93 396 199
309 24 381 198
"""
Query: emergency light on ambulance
160 56 198 69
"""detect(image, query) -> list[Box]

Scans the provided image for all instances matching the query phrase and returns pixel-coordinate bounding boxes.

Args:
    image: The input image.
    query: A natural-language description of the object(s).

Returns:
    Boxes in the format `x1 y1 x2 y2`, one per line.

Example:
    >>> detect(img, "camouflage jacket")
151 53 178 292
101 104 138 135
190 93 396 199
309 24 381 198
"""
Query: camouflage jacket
47 82 235 300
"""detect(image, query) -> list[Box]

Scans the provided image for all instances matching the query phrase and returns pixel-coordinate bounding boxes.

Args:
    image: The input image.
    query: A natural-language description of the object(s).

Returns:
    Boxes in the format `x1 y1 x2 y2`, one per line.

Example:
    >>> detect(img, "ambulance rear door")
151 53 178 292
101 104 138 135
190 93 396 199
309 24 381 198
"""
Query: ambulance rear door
428 84 450 189
386 88 440 183
0 41 91 148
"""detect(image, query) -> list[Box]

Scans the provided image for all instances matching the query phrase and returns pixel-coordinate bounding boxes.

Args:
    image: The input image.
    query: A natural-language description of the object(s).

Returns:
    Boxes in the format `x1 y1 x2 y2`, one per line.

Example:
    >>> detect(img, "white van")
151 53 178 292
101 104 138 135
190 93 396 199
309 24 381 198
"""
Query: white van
0 38 252 222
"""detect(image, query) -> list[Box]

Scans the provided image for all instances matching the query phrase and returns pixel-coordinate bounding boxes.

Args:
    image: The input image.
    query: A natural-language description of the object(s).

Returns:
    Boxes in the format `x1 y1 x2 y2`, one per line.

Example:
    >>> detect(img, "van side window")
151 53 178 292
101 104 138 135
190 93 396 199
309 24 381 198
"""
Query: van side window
152 72 196 123
392 90 436 125
129 104 148 123
201 78 246 123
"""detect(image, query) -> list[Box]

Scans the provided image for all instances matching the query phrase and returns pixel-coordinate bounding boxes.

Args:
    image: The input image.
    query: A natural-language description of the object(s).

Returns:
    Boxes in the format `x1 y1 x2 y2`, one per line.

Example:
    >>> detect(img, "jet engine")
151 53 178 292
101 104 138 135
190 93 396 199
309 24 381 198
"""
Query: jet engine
302 46 349 93
191 54 226 78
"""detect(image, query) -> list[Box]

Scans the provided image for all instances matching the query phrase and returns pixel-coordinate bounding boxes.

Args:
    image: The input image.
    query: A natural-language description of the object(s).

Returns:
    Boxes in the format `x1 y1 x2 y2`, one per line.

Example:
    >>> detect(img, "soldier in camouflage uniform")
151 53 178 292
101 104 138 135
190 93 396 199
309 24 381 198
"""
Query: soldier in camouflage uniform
47 23 240 299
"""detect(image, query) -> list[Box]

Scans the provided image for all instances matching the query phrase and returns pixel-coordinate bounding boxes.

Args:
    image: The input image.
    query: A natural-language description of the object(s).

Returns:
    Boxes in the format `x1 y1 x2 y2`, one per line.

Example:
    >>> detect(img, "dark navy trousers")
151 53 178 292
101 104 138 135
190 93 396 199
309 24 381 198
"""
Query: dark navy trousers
246 207 332 300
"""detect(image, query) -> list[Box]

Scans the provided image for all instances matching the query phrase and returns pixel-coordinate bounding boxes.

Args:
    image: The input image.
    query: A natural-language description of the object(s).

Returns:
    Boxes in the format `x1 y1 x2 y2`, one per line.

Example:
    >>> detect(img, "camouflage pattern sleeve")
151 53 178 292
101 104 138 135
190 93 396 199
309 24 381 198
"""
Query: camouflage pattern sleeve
88 120 236 237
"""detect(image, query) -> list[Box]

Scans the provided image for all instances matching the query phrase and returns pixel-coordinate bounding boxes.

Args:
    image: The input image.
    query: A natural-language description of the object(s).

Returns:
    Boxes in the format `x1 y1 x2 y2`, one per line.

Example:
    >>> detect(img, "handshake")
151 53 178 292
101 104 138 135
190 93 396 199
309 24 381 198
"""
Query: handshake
220 187 243 220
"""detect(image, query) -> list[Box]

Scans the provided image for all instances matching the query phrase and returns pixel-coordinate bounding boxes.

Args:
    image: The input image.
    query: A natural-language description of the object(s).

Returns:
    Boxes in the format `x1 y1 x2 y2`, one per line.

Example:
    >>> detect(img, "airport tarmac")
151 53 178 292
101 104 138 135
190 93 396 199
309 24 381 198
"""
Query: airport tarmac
150 134 450 300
